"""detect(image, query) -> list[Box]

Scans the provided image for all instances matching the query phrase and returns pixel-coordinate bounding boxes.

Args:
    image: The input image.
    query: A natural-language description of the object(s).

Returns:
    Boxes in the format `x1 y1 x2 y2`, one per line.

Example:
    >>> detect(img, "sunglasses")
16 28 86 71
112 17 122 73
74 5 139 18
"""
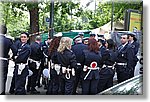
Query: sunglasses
121 37 126 39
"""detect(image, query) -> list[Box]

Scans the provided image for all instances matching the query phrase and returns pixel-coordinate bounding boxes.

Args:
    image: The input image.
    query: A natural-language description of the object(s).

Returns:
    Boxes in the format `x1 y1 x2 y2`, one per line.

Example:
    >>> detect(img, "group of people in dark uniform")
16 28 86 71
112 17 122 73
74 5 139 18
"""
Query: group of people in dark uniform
0 24 139 95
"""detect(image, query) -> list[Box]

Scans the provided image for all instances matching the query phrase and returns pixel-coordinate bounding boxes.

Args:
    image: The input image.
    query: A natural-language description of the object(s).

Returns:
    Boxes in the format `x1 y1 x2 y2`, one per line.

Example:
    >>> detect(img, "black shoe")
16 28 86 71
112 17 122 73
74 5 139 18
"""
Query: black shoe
37 85 42 88
27 86 31 92
27 88 31 92
9 90 15 94
30 90 40 94
44 85 47 90
0 91 5 95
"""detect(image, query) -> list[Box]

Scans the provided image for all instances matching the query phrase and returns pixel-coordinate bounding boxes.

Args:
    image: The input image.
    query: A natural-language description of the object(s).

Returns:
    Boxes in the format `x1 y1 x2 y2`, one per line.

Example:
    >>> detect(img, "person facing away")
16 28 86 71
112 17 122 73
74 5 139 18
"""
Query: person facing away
46 36 61 95
0 24 17 95
97 39 117 93
82 38 103 95
57 37 77 95
71 37 87 94
27 35 43 94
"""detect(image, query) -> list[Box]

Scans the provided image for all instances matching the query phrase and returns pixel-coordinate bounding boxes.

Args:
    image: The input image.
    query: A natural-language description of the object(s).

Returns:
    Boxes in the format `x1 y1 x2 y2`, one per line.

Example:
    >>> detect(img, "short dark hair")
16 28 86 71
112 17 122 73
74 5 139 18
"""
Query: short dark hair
0 24 7 34
21 32 29 37
127 34 137 41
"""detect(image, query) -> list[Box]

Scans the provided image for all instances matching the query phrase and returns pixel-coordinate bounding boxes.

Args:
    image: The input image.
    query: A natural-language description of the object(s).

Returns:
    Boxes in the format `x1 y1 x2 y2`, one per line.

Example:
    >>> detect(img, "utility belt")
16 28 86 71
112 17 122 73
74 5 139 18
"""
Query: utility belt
102 62 116 70
51 62 61 75
116 63 127 66
102 64 113 68
83 65 99 72
28 58 41 69
0 57 8 61
62 67 75 79
16 63 28 75
77 63 81 66
83 65 99 80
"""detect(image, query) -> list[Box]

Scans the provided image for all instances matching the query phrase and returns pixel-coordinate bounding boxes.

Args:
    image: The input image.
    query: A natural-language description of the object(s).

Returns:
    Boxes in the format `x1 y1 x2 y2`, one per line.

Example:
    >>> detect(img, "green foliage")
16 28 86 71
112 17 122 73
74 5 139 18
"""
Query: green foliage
0 2 29 37
0 0 142 38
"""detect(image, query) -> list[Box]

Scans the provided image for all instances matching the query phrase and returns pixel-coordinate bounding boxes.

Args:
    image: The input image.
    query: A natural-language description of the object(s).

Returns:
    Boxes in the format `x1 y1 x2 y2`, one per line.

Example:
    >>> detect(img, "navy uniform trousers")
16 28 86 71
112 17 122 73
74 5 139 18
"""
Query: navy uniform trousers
14 65 29 95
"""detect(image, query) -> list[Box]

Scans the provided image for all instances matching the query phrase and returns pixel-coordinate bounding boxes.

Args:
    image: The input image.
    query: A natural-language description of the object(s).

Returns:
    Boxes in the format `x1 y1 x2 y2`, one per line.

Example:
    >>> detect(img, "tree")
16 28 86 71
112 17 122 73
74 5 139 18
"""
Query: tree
27 2 39 34
0 2 29 37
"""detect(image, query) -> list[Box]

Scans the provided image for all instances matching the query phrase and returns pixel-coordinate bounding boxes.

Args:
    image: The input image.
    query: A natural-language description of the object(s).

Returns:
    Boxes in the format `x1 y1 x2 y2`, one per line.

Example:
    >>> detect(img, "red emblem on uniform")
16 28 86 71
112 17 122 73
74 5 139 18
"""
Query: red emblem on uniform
90 61 97 68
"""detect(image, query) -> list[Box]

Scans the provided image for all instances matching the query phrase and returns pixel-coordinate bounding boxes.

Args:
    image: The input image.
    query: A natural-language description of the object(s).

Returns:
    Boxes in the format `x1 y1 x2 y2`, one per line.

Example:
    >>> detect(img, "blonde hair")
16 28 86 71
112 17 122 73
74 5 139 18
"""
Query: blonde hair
57 37 73 53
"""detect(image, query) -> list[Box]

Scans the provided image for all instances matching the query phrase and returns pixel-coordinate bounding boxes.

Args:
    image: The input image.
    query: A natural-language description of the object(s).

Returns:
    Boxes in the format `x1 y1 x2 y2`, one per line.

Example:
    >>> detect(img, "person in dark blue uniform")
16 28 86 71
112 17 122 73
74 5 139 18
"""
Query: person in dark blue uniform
9 38 22 94
83 37 89 45
45 36 61 95
98 38 106 55
27 35 43 94
115 34 135 83
89 33 96 40
127 32 140 77
14 32 31 95
71 37 87 94
38 37 51 89
97 39 117 93
0 24 17 95
81 39 103 95
57 37 77 95
78 32 84 40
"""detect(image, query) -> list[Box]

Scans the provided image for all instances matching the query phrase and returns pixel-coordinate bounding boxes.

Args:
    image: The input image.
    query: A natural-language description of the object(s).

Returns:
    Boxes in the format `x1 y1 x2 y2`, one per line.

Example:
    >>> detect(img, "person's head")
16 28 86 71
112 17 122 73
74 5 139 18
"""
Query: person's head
35 35 41 42
20 32 29 44
48 36 61 55
47 37 52 43
88 39 99 53
97 38 106 47
0 24 7 34
105 39 115 50
83 37 89 45
57 37 73 53
78 32 84 39
127 32 137 42
89 33 96 39
120 34 128 44
75 37 82 44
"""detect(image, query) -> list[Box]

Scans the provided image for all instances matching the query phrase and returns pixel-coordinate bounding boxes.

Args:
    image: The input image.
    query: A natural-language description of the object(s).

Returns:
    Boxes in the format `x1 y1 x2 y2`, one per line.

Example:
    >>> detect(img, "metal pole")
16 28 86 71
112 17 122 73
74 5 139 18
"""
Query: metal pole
111 0 114 31
49 0 54 38
94 0 96 17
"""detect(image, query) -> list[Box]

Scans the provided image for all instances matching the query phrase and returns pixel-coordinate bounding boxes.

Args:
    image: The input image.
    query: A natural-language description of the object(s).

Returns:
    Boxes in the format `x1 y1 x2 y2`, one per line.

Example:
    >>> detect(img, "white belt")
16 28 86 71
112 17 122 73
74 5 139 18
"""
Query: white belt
29 58 40 63
83 65 99 71
29 58 41 69
51 62 61 75
83 65 99 80
16 63 28 75
77 63 81 66
0 57 8 61
117 63 127 66
102 65 113 68
16 63 28 66
87 67 99 70
62 67 75 79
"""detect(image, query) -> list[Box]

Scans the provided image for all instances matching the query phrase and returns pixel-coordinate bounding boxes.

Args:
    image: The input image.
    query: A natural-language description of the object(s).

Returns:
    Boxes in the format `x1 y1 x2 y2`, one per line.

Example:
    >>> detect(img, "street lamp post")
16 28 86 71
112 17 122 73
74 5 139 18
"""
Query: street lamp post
49 0 54 38
111 0 114 31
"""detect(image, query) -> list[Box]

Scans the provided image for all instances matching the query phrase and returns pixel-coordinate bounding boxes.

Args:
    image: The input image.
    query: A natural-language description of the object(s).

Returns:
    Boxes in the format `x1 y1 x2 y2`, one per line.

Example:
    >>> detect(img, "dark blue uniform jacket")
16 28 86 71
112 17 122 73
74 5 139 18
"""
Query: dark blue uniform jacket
82 50 103 79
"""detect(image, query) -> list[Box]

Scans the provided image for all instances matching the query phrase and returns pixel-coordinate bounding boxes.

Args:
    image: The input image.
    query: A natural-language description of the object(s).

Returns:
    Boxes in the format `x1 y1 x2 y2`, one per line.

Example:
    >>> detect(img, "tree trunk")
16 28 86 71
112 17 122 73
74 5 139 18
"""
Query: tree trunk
29 7 39 42
29 7 39 34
